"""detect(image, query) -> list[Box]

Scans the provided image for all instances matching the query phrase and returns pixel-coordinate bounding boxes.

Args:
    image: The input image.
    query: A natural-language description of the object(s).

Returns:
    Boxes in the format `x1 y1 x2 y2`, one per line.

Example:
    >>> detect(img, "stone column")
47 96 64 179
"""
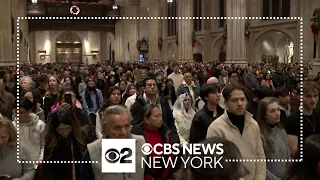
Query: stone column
148 0 160 61
290 0 299 17
177 0 193 62
248 0 261 25
115 20 123 62
225 0 247 65
100 31 106 63
0 0 13 65
300 0 313 63
114 0 124 62
30 31 36 63
203 0 211 62
128 0 140 62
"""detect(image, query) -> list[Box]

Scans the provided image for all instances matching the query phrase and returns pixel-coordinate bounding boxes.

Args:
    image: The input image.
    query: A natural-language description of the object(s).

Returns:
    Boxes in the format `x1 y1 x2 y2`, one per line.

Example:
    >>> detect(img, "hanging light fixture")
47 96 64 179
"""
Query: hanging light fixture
167 0 173 3
112 5 118 10
31 0 38 3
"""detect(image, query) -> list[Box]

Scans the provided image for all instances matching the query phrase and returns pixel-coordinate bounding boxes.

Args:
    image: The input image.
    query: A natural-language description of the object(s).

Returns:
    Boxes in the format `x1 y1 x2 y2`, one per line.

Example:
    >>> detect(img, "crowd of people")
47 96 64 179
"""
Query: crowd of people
0 60 320 180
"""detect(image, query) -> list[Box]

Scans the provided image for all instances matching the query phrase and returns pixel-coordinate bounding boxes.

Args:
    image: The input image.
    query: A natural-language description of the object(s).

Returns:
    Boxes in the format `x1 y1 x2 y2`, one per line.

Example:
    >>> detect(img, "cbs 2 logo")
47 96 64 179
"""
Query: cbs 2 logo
105 148 133 163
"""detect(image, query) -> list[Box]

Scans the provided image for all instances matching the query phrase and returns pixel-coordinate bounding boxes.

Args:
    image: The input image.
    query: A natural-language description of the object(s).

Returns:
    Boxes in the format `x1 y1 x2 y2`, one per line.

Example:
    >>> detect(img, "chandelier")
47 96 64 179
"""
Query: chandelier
112 5 118 10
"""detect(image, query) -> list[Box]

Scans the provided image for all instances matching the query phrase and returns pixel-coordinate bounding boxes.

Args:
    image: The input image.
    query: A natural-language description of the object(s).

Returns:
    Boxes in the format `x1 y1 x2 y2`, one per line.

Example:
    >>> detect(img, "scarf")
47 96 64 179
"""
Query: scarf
85 86 100 110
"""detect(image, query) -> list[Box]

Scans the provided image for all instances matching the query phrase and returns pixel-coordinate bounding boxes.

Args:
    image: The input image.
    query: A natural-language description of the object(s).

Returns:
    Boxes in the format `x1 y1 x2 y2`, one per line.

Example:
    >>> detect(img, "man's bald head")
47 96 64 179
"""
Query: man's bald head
207 77 219 84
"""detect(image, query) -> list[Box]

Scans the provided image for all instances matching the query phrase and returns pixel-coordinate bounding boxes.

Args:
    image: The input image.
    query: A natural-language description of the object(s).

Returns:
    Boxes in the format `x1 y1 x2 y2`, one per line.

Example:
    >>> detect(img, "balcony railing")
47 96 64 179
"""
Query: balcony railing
27 0 121 17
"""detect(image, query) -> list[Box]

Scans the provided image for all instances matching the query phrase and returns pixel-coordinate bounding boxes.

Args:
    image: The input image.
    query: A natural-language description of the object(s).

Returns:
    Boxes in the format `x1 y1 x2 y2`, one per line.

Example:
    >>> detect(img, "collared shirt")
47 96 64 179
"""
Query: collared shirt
143 93 162 112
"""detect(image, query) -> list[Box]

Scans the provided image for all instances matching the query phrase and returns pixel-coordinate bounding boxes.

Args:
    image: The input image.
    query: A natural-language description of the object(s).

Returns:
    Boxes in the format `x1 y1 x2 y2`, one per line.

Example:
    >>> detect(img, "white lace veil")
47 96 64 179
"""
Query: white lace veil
172 93 196 120
172 93 189 110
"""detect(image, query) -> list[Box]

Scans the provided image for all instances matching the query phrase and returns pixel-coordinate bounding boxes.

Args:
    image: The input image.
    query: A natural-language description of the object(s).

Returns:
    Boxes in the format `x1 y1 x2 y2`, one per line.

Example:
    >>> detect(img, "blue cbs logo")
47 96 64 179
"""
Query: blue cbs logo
102 139 136 173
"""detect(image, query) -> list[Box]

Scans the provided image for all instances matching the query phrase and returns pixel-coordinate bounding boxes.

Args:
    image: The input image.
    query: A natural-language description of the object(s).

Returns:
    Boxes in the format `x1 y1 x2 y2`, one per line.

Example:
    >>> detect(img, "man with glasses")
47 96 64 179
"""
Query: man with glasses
130 77 180 144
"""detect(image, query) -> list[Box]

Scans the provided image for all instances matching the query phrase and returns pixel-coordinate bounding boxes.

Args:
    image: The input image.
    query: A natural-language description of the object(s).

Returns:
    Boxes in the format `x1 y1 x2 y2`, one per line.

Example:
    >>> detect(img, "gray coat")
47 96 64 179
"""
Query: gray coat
0 144 35 180
87 135 146 180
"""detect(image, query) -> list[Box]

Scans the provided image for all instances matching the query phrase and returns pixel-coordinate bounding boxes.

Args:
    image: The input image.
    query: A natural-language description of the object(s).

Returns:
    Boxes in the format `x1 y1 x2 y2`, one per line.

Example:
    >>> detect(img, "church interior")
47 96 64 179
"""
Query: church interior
0 0 320 67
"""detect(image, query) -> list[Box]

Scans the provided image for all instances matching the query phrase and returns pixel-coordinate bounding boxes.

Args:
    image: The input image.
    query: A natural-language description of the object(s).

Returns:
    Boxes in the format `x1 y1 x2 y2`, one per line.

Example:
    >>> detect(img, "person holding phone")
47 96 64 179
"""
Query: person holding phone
47 87 95 143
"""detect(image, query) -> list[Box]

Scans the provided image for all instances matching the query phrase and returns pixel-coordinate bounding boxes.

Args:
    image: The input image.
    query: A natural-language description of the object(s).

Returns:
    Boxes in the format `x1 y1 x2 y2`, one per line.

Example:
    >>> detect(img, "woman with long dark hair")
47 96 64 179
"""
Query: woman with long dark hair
95 86 122 138
24 91 45 121
162 84 177 110
42 108 86 180
131 104 176 180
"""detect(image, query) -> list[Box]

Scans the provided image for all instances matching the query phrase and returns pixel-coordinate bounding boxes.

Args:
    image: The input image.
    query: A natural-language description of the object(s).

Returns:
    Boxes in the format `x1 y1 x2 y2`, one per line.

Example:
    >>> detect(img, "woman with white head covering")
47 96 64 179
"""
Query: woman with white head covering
172 93 196 145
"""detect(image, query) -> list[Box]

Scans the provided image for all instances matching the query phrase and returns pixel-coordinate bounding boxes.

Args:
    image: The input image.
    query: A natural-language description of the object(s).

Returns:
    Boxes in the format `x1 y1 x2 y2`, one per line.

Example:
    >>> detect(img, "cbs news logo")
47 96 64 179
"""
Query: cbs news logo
101 139 136 173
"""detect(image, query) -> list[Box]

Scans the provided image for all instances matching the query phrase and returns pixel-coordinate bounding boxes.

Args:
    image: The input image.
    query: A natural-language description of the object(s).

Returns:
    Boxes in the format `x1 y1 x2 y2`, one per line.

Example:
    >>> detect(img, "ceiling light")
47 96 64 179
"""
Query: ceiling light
112 5 118 10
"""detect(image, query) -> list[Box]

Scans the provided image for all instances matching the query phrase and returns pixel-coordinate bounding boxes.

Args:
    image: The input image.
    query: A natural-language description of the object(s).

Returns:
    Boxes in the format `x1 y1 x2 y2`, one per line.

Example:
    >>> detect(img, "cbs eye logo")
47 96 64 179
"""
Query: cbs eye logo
105 148 133 164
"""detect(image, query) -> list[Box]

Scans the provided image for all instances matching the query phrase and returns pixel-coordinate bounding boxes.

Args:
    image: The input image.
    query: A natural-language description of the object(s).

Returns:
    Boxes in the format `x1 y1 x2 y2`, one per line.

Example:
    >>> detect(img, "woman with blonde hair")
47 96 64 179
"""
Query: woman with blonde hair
172 93 196 145
43 75 61 119
0 117 35 180
257 97 291 180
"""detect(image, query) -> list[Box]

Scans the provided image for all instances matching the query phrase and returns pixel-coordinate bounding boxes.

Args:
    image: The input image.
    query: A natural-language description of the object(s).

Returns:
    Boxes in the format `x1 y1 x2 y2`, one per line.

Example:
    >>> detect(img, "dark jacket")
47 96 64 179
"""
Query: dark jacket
189 104 224 143
0 91 15 119
130 93 180 144
43 93 59 119
272 72 286 88
176 82 200 104
43 138 85 180
131 123 175 179
246 100 259 120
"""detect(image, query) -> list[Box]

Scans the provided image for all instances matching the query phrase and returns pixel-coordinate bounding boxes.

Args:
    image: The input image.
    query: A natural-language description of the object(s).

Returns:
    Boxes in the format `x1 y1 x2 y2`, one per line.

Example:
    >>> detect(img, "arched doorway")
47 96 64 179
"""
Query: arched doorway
251 30 294 64
193 41 203 63
139 39 148 62
212 36 226 62
56 32 82 63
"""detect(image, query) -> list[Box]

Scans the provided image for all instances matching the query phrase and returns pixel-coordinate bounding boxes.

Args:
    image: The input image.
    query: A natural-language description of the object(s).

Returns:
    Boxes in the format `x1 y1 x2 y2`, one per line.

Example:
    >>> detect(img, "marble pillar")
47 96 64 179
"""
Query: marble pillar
0 0 13 65
115 20 123 62
148 0 160 61
129 0 140 62
115 0 124 62
300 0 314 63
177 0 193 62
290 0 299 17
225 0 247 65
248 0 261 25
203 0 211 62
